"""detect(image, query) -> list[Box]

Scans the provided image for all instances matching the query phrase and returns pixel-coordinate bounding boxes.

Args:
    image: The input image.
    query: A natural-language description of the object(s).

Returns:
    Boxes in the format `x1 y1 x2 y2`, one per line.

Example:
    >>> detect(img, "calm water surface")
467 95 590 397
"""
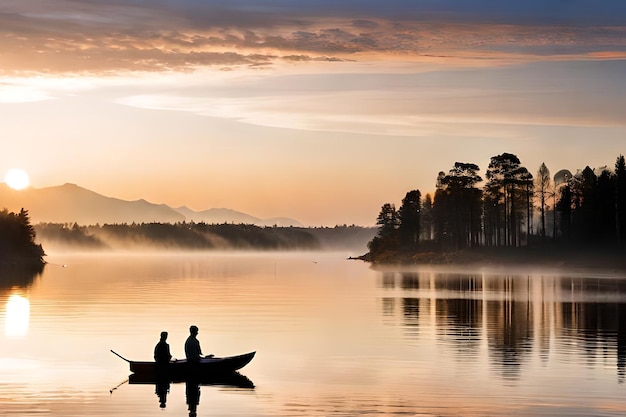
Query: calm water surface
2 252 626 416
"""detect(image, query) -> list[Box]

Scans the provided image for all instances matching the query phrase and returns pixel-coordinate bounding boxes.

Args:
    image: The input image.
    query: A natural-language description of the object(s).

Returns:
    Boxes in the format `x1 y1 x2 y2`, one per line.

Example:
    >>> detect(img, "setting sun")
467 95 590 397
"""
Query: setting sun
4 168 30 190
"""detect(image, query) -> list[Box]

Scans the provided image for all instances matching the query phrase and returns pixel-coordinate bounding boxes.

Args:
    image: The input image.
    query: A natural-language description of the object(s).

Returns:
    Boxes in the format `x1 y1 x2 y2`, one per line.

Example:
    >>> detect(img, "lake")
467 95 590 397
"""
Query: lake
1 252 626 416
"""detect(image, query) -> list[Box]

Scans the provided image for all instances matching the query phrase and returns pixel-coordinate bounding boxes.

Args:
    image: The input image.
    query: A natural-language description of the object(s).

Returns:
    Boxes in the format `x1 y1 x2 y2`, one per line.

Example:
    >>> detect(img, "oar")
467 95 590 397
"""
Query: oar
109 378 128 394
110 349 131 363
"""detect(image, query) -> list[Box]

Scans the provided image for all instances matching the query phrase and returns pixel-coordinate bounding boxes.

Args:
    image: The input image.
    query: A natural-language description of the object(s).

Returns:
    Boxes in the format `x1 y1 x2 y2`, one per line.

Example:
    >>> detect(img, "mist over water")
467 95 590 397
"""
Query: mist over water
34 223 377 256
1 252 626 416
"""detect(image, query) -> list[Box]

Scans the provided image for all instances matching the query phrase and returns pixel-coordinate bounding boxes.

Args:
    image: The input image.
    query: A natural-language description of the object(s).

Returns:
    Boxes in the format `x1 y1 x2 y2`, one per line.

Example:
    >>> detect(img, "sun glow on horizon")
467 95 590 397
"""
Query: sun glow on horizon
4 168 30 190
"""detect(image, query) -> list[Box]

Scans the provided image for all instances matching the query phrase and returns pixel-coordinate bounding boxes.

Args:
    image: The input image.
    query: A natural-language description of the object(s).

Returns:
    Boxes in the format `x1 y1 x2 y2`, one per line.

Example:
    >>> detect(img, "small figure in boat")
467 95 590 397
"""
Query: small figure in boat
154 331 172 364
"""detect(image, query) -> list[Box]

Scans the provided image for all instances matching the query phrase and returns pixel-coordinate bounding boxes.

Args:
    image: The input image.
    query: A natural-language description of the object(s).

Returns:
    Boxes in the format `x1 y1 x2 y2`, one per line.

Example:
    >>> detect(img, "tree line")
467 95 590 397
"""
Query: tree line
36 222 319 250
368 153 626 259
35 222 376 251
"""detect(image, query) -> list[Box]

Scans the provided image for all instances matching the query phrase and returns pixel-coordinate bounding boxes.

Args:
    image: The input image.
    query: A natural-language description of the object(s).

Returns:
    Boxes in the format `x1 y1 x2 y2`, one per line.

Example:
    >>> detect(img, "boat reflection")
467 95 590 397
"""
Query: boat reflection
128 372 254 414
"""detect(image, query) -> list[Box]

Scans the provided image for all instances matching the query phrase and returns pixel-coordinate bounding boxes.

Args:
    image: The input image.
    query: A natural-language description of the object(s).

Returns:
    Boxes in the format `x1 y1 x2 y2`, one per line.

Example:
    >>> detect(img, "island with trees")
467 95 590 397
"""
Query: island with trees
0 208 46 271
362 153 626 270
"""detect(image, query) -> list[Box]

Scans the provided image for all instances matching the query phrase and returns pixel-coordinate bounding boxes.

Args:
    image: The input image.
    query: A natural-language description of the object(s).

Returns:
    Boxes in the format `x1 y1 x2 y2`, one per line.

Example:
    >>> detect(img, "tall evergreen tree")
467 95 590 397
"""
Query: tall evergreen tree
420 193 434 241
367 203 400 256
575 166 598 244
484 153 532 247
535 163 551 238
616 155 626 246
434 162 482 249
596 169 616 244
557 184 573 242
376 203 399 237
398 190 421 250
553 169 573 240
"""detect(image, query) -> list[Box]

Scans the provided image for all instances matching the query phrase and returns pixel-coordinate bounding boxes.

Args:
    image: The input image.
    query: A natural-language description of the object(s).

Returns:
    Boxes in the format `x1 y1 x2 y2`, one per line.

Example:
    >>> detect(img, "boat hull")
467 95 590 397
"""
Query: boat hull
129 351 255 379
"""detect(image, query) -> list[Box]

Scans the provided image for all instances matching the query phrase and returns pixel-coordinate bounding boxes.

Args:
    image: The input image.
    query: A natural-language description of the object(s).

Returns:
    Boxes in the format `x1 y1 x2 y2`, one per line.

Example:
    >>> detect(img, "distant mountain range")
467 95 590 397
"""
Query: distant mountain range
0 183 303 227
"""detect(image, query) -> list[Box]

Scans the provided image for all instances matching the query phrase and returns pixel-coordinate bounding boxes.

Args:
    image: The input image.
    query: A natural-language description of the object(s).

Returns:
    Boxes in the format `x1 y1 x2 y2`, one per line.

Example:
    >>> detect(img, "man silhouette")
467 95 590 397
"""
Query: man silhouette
184 325 203 363
154 331 172 364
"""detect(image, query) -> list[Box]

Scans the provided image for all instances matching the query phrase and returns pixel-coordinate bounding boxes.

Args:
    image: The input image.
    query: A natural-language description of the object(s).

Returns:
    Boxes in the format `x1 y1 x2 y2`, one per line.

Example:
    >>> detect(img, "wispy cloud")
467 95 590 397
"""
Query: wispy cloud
114 60 626 137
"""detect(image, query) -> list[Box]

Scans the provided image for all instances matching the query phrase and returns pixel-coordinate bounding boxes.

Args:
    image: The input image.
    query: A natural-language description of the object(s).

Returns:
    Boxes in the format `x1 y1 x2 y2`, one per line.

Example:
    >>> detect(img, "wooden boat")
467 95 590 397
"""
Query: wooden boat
111 350 255 379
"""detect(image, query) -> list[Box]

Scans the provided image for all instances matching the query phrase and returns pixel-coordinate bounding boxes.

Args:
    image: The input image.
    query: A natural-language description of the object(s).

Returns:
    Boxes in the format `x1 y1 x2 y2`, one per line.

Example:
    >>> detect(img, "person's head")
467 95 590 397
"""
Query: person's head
189 325 198 336
160 331 168 340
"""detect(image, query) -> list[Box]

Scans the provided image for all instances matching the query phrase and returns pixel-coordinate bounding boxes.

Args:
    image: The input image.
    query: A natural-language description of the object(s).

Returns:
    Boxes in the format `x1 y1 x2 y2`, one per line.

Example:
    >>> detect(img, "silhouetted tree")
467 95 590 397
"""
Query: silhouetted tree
484 153 532 247
535 164 551 238
557 184 573 242
376 203 399 237
420 193 434 241
616 155 626 246
434 162 482 249
398 190 421 250
553 169 572 239
596 168 616 244
368 203 400 255
0 208 45 267
573 167 598 244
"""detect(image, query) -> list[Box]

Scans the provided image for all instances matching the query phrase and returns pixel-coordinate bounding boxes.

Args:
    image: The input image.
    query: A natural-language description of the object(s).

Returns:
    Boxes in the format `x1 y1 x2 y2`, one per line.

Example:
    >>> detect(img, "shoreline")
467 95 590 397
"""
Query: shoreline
358 246 626 273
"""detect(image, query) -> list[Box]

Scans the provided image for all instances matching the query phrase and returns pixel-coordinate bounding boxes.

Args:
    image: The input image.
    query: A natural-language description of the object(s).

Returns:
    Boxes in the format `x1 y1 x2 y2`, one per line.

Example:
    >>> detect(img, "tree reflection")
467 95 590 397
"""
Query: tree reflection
379 271 626 382
435 298 482 349
0 264 43 291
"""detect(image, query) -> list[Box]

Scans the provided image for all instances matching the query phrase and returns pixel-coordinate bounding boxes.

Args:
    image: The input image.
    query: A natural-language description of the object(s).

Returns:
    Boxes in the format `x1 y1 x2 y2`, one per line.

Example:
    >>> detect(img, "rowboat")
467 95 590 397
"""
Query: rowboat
111 350 256 379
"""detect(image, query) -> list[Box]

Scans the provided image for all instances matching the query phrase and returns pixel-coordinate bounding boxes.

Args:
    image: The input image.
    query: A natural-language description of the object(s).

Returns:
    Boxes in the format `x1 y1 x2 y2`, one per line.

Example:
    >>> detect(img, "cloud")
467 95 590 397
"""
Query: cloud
1 1 625 76
113 59 626 139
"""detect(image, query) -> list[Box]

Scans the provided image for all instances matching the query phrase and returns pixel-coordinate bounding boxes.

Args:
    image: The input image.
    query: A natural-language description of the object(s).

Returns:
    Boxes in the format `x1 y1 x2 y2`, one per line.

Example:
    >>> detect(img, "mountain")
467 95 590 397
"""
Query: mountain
174 206 302 227
0 183 302 226
0 183 184 225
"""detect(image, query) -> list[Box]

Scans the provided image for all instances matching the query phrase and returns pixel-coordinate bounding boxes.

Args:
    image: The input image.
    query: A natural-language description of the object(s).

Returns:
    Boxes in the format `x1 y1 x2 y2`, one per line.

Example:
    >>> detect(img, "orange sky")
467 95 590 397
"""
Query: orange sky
0 1 625 226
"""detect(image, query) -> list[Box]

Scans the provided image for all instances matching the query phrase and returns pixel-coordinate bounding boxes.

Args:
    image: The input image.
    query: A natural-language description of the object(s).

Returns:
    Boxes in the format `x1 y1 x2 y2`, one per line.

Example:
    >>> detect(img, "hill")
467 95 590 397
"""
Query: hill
174 206 302 227
0 183 302 226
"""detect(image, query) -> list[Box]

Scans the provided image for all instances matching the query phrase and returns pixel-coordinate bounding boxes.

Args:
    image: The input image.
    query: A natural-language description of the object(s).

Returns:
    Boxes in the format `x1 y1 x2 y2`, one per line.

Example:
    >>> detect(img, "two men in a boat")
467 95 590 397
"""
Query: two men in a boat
154 325 213 365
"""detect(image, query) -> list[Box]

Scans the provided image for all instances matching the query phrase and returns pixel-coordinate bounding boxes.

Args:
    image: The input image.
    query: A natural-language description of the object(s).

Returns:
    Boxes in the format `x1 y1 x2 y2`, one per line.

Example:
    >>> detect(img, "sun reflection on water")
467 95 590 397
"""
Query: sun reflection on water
5 293 30 337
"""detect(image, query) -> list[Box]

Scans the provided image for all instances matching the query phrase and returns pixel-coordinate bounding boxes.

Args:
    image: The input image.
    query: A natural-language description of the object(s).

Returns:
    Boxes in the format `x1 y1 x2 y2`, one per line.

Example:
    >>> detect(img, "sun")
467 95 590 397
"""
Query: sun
4 168 30 190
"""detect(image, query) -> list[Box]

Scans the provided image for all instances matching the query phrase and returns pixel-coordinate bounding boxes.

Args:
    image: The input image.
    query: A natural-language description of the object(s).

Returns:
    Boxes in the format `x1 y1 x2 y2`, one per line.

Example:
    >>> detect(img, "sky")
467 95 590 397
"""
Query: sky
0 1 625 226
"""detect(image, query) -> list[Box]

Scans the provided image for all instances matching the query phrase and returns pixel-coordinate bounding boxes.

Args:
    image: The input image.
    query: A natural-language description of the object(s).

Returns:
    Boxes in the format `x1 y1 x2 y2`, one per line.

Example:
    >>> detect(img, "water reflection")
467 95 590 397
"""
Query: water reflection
186 380 200 416
0 265 42 338
380 271 626 382
128 372 254 414
153 378 170 408
0 264 43 290
5 294 30 337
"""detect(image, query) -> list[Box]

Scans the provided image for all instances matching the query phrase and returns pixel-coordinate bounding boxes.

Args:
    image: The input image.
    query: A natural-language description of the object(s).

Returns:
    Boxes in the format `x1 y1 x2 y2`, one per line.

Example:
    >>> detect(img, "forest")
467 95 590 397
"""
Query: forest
0 208 45 269
366 152 626 265
34 222 376 252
